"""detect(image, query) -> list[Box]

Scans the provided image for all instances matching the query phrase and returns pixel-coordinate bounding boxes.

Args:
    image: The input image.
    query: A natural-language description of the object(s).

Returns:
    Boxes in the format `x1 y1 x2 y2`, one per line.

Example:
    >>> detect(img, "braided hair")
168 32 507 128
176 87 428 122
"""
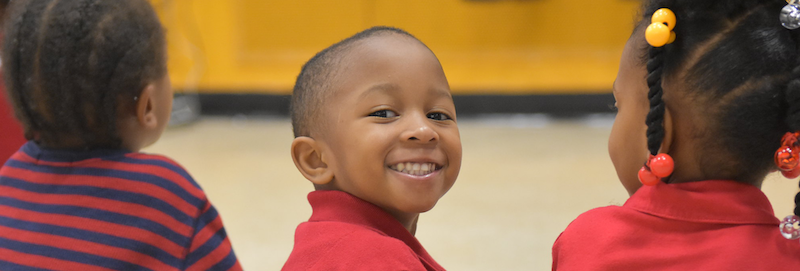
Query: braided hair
786 57 800 216
2 0 166 149
646 46 667 156
637 0 800 213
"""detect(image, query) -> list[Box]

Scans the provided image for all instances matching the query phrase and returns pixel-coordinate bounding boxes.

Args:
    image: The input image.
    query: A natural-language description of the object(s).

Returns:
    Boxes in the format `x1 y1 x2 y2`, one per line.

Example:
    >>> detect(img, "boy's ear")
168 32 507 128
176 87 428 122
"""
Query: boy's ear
660 106 674 154
135 83 159 129
291 136 334 185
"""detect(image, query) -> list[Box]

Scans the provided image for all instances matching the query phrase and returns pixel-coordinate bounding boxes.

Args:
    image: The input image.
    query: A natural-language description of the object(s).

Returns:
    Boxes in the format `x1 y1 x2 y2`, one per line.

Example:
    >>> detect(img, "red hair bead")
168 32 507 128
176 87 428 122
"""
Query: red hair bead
783 167 800 179
638 166 660 186
776 132 800 179
638 153 674 186
650 153 674 177
776 146 799 171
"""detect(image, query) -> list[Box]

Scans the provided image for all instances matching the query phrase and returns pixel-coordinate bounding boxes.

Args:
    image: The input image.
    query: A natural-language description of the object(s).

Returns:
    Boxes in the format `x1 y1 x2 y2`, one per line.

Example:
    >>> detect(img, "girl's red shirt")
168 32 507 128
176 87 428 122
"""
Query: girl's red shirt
553 180 800 270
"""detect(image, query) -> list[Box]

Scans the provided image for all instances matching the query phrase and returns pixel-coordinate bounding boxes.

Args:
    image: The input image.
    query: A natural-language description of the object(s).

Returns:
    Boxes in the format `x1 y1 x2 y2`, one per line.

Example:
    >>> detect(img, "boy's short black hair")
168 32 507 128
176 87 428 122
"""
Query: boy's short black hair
290 26 420 137
3 0 167 149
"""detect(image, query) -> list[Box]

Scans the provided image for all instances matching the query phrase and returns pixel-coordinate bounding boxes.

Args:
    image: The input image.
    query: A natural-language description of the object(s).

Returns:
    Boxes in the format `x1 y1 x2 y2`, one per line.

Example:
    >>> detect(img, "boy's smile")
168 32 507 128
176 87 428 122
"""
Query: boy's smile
388 162 441 176
311 33 462 231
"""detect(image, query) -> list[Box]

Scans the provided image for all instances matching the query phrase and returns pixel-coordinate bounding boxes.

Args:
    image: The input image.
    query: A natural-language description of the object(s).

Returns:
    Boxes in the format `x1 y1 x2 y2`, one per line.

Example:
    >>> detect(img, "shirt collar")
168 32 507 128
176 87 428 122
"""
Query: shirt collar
624 180 779 225
19 141 129 163
307 190 438 265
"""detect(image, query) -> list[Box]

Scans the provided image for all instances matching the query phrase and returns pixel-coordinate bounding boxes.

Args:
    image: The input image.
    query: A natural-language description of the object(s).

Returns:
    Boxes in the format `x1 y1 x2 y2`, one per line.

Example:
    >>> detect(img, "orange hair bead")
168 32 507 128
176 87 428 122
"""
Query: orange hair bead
646 8 677 47
646 23 670 47
652 8 676 30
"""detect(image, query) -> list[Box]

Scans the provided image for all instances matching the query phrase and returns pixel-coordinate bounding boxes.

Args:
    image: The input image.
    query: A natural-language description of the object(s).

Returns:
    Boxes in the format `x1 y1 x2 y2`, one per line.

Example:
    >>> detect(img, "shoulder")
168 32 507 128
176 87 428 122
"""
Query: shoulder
284 221 425 271
552 205 636 270
125 152 201 184
558 205 630 239
118 152 208 203
124 152 192 177
553 206 631 256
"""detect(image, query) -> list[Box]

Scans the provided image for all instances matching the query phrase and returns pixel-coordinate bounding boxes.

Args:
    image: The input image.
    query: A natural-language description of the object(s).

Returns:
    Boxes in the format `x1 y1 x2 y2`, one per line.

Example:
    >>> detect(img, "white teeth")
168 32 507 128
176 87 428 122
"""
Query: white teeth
390 162 438 176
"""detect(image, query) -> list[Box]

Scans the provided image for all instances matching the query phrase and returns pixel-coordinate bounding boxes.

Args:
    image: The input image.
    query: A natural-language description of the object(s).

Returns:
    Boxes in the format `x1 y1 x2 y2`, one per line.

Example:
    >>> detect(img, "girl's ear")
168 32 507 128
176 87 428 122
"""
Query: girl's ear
135 83 159 129
661 106 674 154
291 136 334 185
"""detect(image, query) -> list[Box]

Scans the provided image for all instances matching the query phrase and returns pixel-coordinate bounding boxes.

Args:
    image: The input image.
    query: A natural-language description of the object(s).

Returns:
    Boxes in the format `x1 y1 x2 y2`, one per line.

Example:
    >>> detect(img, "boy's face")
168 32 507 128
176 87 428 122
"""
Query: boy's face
316 34 462 223
608 34 650 196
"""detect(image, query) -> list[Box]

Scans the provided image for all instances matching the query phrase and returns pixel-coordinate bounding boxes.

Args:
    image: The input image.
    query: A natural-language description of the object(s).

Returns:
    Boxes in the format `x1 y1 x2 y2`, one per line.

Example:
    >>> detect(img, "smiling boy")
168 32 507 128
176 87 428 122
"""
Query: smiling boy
282 26 461 271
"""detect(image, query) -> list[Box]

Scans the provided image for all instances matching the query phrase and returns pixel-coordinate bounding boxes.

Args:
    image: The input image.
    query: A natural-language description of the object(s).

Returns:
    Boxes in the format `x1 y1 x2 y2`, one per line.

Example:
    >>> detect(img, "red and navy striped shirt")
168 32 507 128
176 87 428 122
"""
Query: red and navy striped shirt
0 142 242 271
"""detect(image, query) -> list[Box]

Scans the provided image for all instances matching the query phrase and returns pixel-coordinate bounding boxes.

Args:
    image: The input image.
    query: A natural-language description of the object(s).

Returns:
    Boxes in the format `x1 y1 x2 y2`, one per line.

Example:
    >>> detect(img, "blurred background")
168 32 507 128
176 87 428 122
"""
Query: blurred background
136 0 799 270
150 0 640 119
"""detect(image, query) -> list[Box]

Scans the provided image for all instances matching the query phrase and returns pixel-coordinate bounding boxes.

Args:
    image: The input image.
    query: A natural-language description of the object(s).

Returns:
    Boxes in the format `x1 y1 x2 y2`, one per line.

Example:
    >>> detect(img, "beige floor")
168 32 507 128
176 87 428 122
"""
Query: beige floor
145 115 800 271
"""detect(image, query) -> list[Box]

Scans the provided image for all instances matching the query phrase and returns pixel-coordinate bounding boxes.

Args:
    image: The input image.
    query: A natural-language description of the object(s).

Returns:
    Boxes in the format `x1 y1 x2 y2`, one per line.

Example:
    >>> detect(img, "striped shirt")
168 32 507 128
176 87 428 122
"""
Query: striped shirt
0 142 242 271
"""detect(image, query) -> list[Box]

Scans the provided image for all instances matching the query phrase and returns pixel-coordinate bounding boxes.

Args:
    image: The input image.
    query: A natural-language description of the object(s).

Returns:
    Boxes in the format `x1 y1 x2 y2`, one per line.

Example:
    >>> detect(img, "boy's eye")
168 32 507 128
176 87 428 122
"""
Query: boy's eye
608 103 618 112
427 112 452 121
368 109 398 118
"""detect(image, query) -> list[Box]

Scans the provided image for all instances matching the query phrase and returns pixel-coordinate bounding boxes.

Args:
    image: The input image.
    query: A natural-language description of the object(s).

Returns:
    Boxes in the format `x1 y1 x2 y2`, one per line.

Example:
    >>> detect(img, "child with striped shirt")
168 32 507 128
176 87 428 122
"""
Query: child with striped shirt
0 0 241 270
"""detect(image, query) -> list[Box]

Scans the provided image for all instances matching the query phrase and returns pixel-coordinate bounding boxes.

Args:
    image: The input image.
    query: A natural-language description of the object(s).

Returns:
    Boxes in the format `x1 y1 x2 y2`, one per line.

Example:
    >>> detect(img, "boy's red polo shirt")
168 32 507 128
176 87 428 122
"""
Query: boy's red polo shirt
282 190 445 271
553 180 800 270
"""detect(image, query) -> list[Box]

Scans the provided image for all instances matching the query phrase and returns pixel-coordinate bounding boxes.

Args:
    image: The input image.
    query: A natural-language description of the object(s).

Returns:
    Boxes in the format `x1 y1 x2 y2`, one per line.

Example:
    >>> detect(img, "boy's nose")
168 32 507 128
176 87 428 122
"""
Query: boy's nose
401 119 439 143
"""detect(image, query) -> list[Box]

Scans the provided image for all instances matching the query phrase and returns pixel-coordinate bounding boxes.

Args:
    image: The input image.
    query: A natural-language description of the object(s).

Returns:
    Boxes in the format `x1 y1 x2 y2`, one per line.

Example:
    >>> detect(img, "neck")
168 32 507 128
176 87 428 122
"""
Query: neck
37 135 99 151
665 146 765 189
407 215 419 235
661 95 766 189
667 172 764 189
385 208 420 235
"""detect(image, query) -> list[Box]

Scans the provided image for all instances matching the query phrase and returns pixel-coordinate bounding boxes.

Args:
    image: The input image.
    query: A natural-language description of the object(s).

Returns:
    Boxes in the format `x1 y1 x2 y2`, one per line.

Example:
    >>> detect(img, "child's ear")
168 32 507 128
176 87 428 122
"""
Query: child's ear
291 136 334 185
661 106 674 154
135 83 159 129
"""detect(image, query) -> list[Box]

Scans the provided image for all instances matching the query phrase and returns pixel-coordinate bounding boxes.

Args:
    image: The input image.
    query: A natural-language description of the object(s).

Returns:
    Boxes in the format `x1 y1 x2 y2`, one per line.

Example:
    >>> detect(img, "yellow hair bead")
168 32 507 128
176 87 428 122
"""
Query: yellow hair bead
646 23 670 47
652 8 676 30
646 8 676 47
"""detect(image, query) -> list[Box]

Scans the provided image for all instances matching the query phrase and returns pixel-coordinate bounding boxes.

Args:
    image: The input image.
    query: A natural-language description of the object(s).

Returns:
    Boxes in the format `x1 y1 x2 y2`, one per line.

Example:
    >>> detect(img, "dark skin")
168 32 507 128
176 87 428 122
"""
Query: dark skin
612 29 765 196
291 34 462 234
117 73 173 152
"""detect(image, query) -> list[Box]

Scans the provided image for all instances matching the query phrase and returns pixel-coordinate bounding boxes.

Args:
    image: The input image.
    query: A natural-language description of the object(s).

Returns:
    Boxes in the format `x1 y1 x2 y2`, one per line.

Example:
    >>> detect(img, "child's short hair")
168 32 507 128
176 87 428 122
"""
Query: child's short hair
3 0 167 149
290 26 420 137
638 0 800 183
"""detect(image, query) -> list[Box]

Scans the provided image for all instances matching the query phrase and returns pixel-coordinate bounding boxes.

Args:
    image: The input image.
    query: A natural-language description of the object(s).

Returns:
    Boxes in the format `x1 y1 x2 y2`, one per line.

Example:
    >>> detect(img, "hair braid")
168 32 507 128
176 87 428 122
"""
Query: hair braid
645 46 667 156
6 0 48 140
37 0 81 144
2 0 166 149
784 64 800 216
57 0 100 146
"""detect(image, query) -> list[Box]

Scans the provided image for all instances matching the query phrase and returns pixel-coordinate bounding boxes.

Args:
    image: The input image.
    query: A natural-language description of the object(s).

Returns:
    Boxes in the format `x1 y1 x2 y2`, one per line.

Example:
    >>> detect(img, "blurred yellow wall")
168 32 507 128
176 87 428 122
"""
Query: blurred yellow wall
151 0 641 95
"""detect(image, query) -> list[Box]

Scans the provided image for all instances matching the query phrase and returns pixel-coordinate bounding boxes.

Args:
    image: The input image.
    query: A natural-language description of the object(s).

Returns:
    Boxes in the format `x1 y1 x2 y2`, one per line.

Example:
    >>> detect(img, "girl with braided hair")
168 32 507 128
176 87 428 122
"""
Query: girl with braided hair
554 0 800 269
0 0 241 269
